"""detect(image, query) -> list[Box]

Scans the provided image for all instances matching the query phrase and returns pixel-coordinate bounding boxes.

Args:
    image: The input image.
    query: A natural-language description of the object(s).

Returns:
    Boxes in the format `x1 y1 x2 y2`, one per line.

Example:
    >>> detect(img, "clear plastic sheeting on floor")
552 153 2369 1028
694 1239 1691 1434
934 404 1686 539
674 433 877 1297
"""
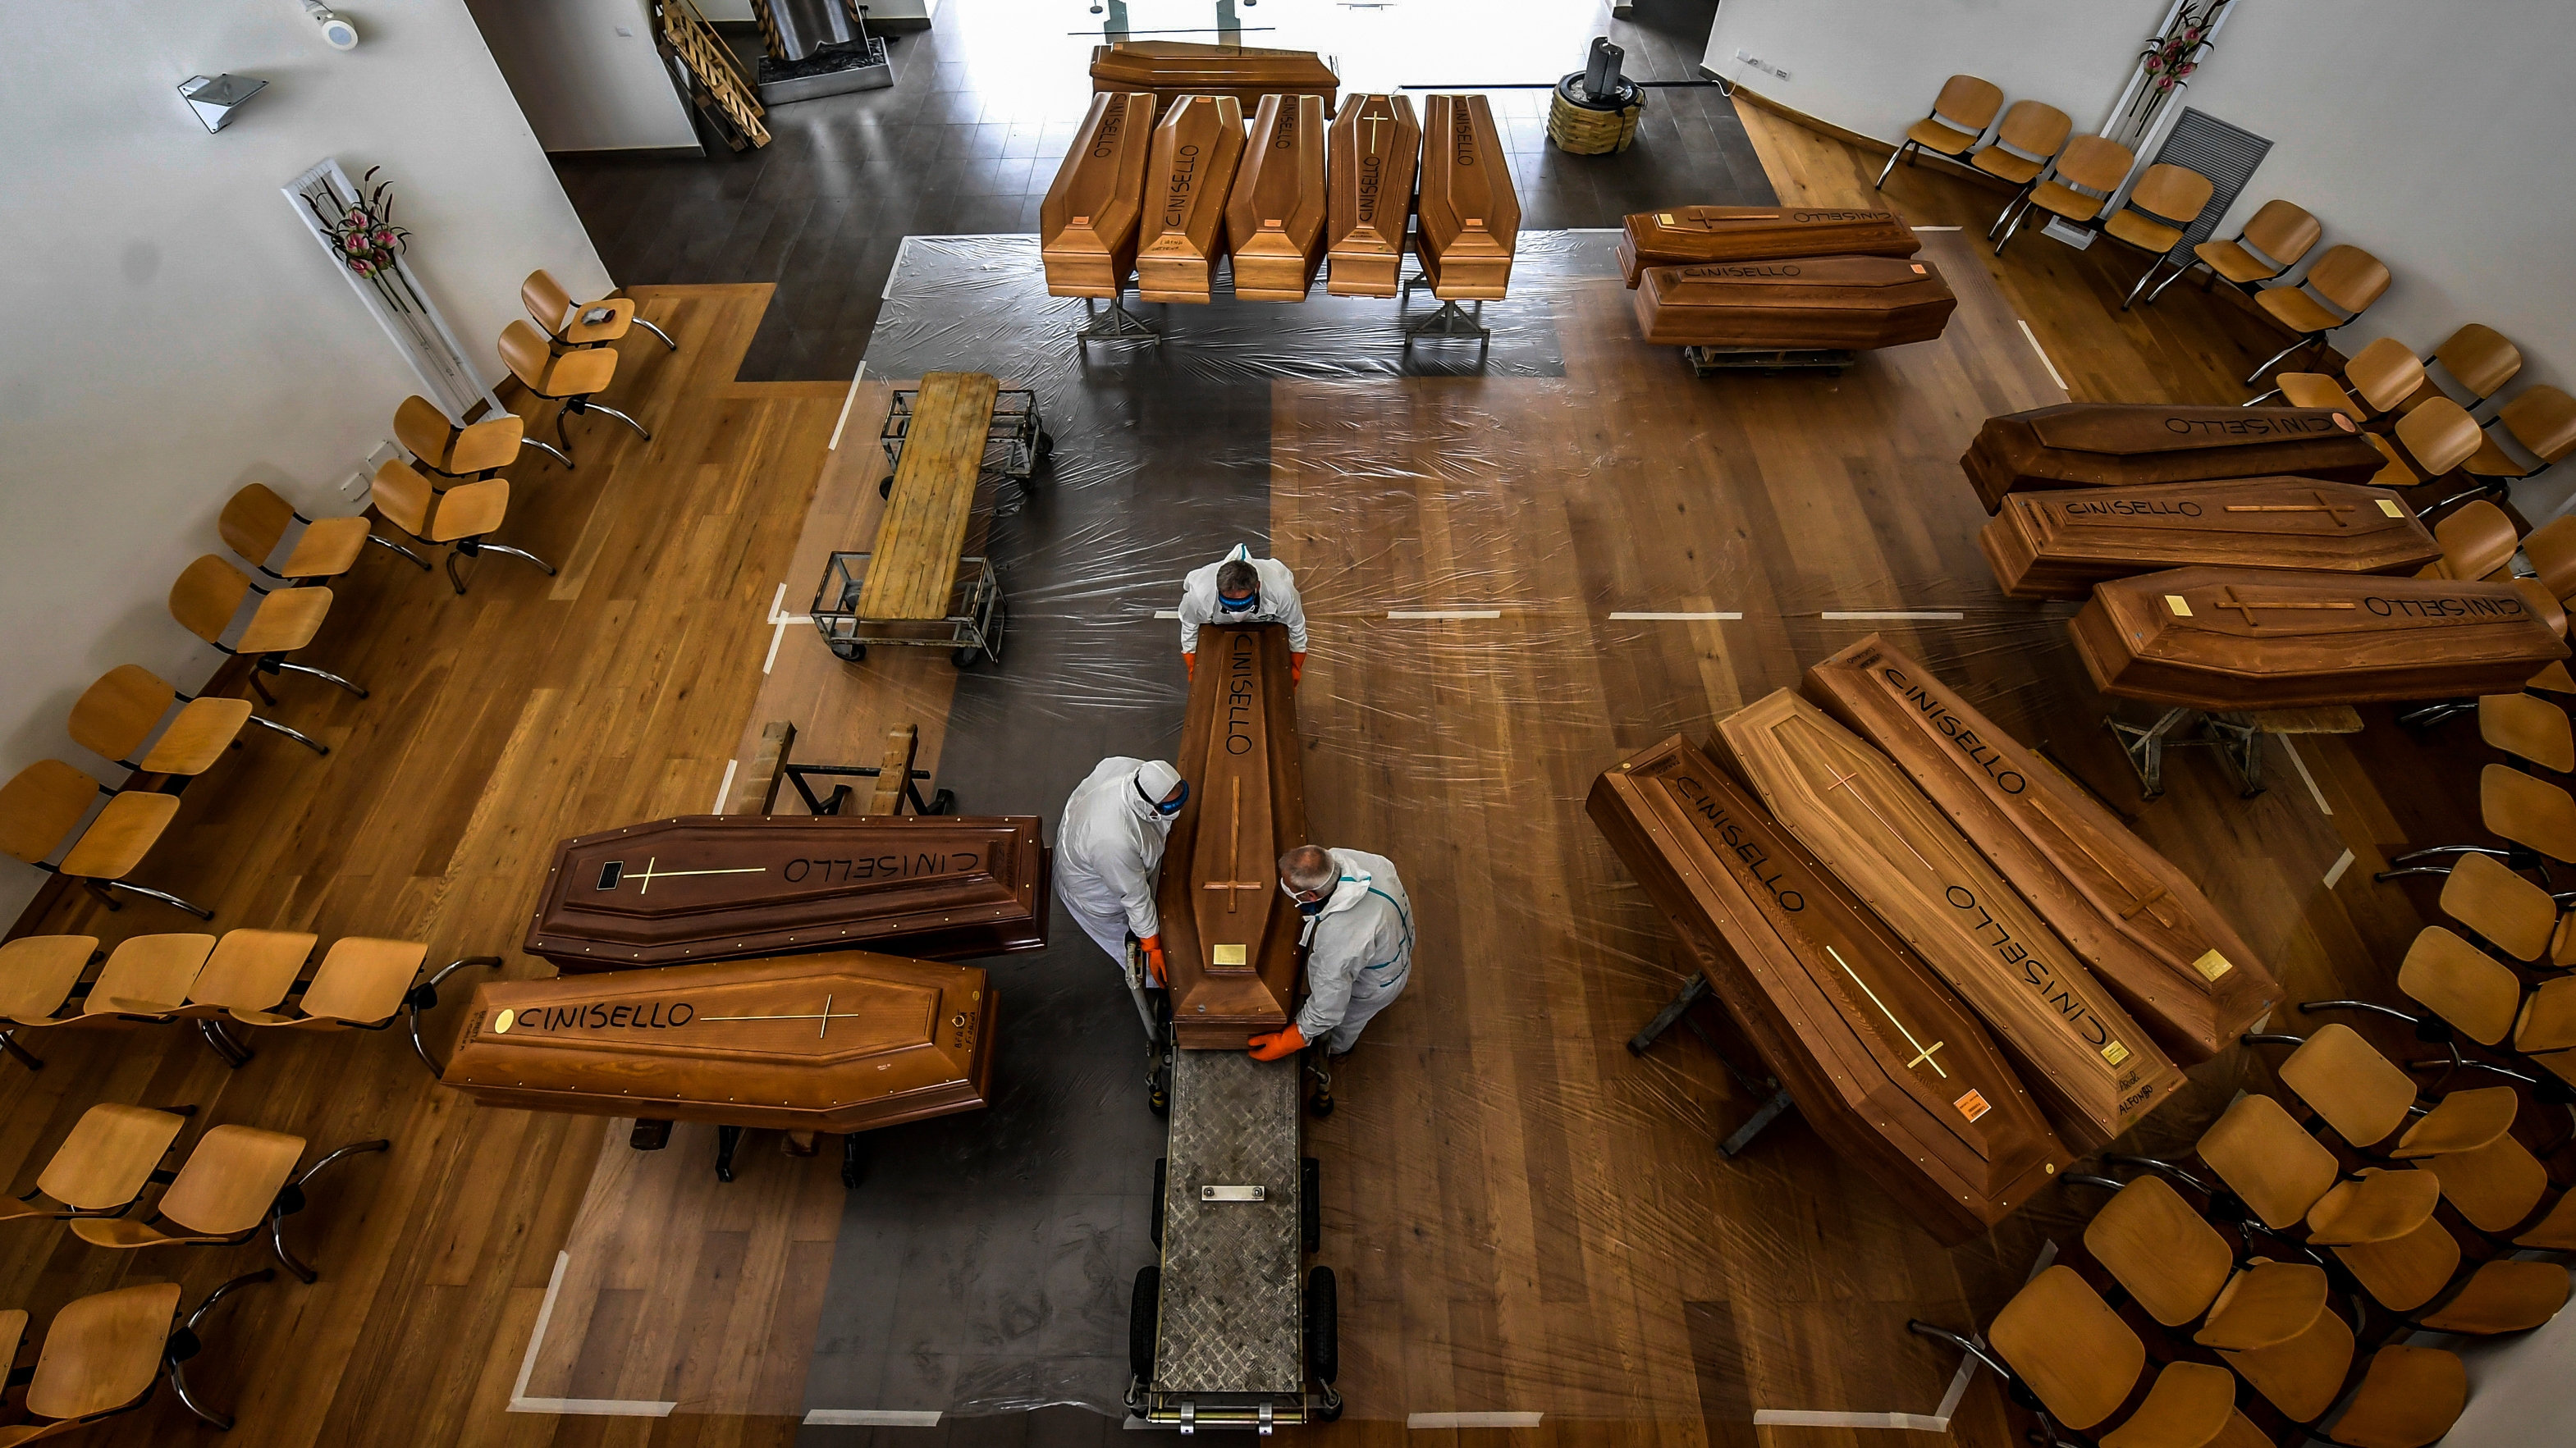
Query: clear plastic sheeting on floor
798 230 2298 1430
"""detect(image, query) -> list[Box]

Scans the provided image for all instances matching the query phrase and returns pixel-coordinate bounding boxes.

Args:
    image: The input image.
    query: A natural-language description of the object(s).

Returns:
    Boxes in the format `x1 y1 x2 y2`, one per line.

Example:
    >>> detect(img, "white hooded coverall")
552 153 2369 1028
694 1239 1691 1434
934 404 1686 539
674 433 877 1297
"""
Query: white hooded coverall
1178 546 1310 658
1056 757 1178 1035
1294 848 1413 1054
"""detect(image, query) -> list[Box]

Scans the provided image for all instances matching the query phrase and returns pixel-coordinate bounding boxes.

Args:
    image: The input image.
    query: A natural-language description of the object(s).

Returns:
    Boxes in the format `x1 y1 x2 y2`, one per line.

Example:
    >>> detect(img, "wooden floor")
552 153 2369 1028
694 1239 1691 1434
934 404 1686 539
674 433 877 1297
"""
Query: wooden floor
0 112 2520 1448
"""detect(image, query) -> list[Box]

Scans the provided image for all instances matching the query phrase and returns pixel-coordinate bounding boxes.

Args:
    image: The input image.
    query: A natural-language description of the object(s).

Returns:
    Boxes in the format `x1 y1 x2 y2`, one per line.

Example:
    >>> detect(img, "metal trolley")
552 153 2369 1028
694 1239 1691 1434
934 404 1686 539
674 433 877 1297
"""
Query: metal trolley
808 549 1006 669
1128 1033 1341 1431
876 386 1050 497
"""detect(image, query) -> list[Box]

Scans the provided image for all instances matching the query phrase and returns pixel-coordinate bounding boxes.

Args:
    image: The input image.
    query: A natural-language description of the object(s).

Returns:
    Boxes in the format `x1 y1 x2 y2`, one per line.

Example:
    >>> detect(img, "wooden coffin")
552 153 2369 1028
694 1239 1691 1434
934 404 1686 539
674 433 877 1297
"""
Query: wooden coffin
1041 91 1157 299
1157 624 1307 1048
1616 205 1920 287
1963 404 2386 514
1715 690 2185 1151
1225 94 1328 302
1089 41 1339 122
1414 94 1518 301
1325 93 1420 299
1589 736 2069 1245
1135 94 1247 304
524 814 1050 971
2070 567 2571 710
1980 478 2441 601
1631 256 1956 350
442 953 994 1135
1805 637 2281 1065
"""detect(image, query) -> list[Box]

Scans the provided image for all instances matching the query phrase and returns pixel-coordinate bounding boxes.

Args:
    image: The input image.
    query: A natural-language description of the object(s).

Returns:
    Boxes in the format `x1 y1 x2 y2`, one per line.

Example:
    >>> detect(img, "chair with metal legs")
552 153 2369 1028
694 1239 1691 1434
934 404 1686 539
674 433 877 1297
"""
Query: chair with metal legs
2248 334 2423 415
2436 385 2576 514
194 937 472 1075
1874 74 2004 188
523 268 679 353
0 1102 194 1224
498 320 648 468
168 555 368 701
371 460 556 596
2101 163 2214 308
0 1272 275 1436
1995 134 2133 256
219 480 423 585
2140 196 2320 306
0 761 213 920
70 1124 391 1283
0 934 100 1070
2382 765 2576 885
2395 323 2523 418
1970 100 2073 239
71 663 327 773
2245 243 2391 384
392 391 556 476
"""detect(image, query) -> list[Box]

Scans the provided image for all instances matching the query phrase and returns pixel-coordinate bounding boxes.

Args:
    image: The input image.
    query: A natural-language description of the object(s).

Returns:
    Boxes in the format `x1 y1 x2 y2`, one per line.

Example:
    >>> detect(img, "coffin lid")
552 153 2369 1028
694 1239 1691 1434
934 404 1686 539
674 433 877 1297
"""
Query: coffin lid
2025 404 2363 457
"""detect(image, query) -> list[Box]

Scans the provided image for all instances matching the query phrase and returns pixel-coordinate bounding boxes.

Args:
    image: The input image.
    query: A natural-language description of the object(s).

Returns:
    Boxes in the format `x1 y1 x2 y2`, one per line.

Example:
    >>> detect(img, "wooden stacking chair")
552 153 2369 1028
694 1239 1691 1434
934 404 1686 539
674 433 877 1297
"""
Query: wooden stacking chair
0 1103 191 1222
2251 1022 2518 1156
0 934 98 1069
2130 1092 2340 1240
2141 196 2320 305
176 927 315 1066
2449 385 2576 507
2317 1345 2467 1448
70 1124 388 1283
2477 692 2574 772
2418 1131 2556 1236
2363 396 2484 491
2218 1304 2354 1424
2245 244 2391 382
1996 135 2134 255
194 937 466 1074
73 933 215 1025
2414 500 2519 581
2383 765 2576 882
2413 1257 2569 1335
2399 324 2523 417
497 319 648 468
2437 856 2556 962
394 393 556 476
219 480 421 586
2252 335 2424 417
1911 1265 2261 1448
1971 100 2073 237
1875 74 2004 187
71 663 326 772
0 760 212 920
2080 1173 2329 1349
371 459 556 596
2103 163 2215 308
10 1273 272 1433
168 554 368 701
524 269 676 354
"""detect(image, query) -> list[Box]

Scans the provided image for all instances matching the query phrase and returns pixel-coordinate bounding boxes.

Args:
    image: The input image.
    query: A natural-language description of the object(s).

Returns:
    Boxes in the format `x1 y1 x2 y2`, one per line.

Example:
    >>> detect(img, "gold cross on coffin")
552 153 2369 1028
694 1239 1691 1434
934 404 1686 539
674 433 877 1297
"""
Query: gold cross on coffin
1364 113 1387 151
2210 587 2359 626
1201 777 1265 913
2223 490 2359 527
626 856 766 896
1825 944 1946 1078
696 992 865 1039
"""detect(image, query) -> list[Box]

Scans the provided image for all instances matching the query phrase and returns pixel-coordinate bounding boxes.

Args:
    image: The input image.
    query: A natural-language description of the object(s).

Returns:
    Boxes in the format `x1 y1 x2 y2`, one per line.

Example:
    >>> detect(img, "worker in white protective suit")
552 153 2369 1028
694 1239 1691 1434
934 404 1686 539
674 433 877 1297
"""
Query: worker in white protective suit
1178 544 1309 687
1056 757 1189 1039
1247 844 1412 1115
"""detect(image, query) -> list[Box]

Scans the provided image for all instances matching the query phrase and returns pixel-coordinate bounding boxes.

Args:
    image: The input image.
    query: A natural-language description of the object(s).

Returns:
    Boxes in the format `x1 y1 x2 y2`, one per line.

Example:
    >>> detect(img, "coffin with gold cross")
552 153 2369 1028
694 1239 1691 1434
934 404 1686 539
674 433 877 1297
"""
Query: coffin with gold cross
524 815 1050 971
1963 403 2387 514
1979 477 2442 600
1805 636 2280 1064
1157 623 1306 1048
1589 735 2070 1245
1616 205 1921 286
440 953 994 1134
2071 567 2571 710
1325 93 1420 298
1716 689 2185 1152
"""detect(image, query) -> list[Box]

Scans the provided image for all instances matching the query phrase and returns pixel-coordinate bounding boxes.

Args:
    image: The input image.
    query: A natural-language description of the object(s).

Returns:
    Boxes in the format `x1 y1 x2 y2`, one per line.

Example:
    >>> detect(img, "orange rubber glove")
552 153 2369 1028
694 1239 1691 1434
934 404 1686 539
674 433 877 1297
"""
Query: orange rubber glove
1138 934 1166 988
1290 651 1306 687
1184 652 1196 681
1247 1024 1307 1061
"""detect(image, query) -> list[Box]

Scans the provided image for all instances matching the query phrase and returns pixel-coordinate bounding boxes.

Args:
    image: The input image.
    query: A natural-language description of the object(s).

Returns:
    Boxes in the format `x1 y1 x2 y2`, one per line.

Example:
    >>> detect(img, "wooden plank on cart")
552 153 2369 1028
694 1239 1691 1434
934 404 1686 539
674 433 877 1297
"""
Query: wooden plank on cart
858 371 1000 621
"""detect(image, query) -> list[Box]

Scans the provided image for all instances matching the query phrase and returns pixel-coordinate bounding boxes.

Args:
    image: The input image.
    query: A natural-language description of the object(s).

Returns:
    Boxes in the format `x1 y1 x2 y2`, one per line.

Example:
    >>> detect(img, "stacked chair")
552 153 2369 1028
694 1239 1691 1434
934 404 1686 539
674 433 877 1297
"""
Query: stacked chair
1875 74 2005 188
498 319 651 468
370 459 557 596
2135 198 2321 307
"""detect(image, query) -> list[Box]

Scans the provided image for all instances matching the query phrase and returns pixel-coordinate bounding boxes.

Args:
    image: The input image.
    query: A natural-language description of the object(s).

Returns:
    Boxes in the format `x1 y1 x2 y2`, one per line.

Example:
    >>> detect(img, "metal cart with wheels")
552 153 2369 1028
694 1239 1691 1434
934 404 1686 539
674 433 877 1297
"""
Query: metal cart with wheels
809 549 1006 669
878 387 1051 498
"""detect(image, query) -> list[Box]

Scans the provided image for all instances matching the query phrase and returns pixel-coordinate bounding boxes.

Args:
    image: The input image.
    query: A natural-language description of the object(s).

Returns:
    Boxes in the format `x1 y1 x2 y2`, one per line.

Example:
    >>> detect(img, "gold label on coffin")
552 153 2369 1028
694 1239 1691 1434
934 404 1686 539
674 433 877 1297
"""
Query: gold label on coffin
494 1009 516 1034
1657 212 1674 225
2101 1039 2131 1066
1211 943 1248 966
2193 949 2235 982
2165 595 2194 618
2378 498 2405 518
1954 1089 1992 1123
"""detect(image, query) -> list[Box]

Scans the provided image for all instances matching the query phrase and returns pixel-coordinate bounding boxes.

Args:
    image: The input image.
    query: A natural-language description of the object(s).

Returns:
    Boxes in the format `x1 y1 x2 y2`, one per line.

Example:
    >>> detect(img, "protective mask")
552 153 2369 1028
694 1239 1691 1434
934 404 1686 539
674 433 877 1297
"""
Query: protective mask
1218 590 1260 614
1281 879 1325 917
1137 778 1188 817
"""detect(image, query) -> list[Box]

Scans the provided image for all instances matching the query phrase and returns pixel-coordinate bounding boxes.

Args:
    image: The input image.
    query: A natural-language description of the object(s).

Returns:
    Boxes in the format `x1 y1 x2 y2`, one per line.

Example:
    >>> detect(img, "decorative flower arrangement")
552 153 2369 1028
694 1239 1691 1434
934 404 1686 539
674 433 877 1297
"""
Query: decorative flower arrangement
2120 0 2229 139
304 166 421 313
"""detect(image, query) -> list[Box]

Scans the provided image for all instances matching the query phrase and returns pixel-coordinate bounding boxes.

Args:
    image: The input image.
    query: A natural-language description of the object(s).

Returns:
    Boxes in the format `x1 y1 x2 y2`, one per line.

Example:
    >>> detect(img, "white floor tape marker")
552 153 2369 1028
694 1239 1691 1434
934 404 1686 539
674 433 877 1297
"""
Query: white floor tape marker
2018 319 2070 392
1153 610 1181 619
764 582 814 675
1752 1239 2057 1432
828 362 868 451
806 1409 944 1427
510 1251 679 1417
2277 735 2333 817
711 758 739 815
1609 610 1744 620
1821 610 1965 621
1407 1413 1545 1428
2324 848 2356 890
1387 610 1503 620
1913 225 1965 231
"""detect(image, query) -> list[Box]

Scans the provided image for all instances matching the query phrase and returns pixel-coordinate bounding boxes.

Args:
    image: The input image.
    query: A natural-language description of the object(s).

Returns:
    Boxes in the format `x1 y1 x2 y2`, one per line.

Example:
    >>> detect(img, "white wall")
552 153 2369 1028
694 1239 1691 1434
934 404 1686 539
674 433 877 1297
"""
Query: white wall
2443 1302 2576 1447
1704 0 2576 514
0 0 610 925
464 0 701 153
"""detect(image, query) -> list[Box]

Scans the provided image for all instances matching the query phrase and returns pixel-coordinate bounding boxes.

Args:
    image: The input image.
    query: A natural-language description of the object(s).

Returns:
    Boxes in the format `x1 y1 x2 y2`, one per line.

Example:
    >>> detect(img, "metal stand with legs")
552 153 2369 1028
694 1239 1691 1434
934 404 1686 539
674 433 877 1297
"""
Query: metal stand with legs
444 537 558 596
2107 706 2271 799
1078 291 1162 346
1399 273 1492 348
1627 971 1797 1158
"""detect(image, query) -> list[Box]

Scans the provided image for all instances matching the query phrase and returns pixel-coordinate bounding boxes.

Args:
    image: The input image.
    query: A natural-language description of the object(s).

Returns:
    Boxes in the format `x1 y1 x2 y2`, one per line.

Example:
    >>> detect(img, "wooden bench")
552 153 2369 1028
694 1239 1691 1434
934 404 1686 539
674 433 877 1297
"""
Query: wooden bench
1136 94 1247 304
809 372 1007 667
1325 94 1420 299
1088 40 1338 121
1226 94 1329 302
1041 91 1156 299
1412 94 1518 302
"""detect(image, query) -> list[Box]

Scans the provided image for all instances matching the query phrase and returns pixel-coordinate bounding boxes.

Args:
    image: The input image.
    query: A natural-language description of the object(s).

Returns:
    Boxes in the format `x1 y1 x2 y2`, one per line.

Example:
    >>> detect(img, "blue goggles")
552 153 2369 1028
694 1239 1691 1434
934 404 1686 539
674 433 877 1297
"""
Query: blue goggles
1217 589 1260 613
1139 779 1189 815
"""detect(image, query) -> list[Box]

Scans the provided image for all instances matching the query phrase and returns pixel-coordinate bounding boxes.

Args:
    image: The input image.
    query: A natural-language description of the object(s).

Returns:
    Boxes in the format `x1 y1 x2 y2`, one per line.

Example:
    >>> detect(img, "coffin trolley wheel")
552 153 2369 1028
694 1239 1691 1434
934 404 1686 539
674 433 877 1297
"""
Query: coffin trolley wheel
1301 1157 1320 1254
1150 1158 1167 1247
1129 1265 1160 1386
829 640 866 662
1304 1266 1338 1386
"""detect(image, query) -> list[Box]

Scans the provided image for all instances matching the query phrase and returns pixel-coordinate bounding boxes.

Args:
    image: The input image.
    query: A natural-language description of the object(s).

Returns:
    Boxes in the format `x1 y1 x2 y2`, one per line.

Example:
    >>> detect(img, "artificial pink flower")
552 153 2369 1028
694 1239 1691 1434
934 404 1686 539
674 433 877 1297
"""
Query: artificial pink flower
352 258 375 275
373 230 397 247
345 234 366 252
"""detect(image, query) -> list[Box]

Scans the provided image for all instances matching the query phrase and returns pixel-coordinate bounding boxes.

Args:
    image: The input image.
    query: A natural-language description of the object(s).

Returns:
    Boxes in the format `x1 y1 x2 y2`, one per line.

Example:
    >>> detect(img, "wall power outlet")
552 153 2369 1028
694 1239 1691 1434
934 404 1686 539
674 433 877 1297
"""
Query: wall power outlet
1732 48 1791 81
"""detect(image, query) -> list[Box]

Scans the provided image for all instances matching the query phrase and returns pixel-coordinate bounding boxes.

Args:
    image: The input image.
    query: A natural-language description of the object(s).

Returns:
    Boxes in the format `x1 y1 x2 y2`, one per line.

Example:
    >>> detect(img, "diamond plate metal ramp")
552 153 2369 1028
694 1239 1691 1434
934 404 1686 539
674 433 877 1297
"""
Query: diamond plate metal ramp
1153 1046 1303 1395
